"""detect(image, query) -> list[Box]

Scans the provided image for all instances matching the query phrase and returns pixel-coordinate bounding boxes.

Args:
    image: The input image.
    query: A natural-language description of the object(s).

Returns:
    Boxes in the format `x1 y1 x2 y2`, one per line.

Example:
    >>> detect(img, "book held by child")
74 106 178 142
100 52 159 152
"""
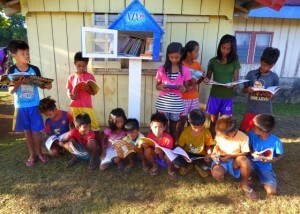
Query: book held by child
72 80 100 95
7 72 54 87
206 79 249 86
140 137 192 162
251 86 283 95
251 148 273 161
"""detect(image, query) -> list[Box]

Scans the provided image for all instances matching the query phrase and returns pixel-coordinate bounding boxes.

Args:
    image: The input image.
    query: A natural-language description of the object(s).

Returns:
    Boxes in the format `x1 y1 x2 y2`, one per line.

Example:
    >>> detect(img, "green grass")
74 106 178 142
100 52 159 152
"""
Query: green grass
1 94 300 213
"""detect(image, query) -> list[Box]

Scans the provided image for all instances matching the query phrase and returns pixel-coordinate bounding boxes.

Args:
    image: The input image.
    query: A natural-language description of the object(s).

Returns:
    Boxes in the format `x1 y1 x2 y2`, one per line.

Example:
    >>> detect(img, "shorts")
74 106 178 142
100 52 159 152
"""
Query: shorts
211 158 240 178
75 143 91 161
159 112 181 122
251 162 277 187
240 113 256 132
181 98 200 116
13 106 44 132
206 96 233 116
71 107 99 131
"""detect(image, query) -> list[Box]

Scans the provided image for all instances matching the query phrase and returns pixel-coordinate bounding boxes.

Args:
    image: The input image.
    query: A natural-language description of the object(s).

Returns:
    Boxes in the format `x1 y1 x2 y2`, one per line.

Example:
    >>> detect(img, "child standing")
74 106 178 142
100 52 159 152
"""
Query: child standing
8 40 51 167
175 109 213 177
203 35 240 137
240 47 280 132
122 118 146 171
66 52 101 144
249 114 284 195
100 108 127 171
211 116 256 200
155 42 191 141
143 112 177 179
39 96 75 156
178 41 204 138
59 113 99 170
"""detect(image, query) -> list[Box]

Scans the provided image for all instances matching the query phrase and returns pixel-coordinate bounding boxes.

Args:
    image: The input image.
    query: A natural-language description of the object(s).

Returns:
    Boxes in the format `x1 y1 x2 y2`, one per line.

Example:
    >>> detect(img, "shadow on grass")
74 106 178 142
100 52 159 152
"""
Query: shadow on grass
1 138 300 213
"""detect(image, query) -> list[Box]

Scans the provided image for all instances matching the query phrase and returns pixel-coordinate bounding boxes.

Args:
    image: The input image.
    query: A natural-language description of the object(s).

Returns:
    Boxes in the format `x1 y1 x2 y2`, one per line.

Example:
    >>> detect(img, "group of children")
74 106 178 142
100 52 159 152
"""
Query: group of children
6 35 284 200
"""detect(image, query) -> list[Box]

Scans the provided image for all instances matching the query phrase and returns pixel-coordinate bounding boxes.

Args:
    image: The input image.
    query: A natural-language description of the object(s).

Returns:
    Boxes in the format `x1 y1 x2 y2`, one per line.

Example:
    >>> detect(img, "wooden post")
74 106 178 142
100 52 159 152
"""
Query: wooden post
128 58 142 121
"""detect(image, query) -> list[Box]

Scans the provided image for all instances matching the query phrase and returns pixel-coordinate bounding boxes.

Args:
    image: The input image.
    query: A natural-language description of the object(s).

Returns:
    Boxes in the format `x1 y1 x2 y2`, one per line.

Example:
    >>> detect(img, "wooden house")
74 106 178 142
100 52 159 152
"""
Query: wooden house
234 0 300 78
0 0 283 126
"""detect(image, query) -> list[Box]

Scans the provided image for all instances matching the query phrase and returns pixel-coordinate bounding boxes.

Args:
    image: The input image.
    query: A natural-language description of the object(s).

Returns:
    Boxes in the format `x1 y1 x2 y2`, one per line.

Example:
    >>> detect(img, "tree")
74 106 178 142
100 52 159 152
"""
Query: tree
0 7 27 47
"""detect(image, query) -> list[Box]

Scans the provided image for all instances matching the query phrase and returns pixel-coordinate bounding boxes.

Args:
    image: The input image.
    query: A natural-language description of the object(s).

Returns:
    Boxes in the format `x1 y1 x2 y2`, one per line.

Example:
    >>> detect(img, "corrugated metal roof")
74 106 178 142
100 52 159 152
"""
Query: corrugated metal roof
249 5 300 18
285 0 300 6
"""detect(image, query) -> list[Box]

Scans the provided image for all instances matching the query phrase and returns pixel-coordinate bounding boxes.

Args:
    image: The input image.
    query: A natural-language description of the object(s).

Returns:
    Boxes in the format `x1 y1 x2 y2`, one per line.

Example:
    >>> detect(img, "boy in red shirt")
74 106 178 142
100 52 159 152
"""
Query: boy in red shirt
60 113 99 170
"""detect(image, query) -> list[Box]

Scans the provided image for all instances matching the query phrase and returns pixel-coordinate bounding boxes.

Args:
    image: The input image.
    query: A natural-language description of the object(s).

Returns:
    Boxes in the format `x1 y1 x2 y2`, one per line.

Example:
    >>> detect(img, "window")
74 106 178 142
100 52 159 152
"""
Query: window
235 32 273 64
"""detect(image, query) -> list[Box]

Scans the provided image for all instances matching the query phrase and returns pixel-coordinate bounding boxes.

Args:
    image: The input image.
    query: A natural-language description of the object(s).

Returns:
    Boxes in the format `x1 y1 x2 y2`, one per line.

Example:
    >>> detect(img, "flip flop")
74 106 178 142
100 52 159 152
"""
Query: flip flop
149 167 159 176
168 170 178 180
65 157 79 168
37 155 49 163
241 185 257 200
25 158 36 167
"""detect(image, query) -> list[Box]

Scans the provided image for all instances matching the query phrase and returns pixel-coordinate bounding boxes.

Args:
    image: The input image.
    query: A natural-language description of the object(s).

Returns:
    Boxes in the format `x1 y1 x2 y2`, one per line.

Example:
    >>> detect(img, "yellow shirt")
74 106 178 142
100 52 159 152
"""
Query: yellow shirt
215 130 250 154
178 126 213 155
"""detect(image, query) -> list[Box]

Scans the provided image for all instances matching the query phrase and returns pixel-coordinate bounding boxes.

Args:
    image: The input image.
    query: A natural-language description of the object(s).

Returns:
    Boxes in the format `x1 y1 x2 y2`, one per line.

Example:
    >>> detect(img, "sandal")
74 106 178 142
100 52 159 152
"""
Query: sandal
168 170 178 180
195 165 210 178
241 185 257 200
65 157 79 168
149 167 159 176
38 155 49 163
142 167 150 175
25 158 36 167
179 164 194 176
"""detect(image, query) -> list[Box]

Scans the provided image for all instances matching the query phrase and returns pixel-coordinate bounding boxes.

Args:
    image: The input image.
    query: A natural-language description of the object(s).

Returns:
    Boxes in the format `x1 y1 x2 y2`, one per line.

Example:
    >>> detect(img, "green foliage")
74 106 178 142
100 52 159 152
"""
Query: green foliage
0 7 27 47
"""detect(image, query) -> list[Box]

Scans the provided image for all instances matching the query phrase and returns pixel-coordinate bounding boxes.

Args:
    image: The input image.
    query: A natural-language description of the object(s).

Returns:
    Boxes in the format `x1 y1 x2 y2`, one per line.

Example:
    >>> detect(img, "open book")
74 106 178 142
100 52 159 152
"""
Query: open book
73 80 100 95
190 69 205 80
111 140 136 159
206 79 249 86
251 86 283 95
251 148 273 161
45 132 88 157
140 137 192 163
7 72 53 87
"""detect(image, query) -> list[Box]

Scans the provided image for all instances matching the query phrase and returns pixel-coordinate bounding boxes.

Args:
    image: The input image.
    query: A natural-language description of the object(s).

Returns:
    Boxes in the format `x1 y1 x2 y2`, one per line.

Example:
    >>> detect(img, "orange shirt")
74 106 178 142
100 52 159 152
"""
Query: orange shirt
182 61 202 100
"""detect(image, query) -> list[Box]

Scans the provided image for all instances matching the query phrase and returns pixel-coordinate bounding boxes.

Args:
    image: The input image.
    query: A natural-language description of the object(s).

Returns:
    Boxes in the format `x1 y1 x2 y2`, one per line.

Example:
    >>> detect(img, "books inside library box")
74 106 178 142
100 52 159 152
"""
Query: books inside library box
73 80 100 95
118 32 153 59
7 72 53 88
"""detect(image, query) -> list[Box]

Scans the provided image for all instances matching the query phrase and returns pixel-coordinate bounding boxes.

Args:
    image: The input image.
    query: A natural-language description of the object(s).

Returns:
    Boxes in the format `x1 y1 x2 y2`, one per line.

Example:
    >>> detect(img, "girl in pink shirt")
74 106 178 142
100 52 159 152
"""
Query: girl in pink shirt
155 42 191 142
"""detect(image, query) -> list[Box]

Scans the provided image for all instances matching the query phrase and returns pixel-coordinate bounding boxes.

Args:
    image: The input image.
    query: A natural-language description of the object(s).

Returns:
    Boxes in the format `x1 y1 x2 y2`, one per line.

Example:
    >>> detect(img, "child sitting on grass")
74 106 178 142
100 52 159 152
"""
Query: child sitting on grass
174 109 213 177
39 96 74 156
59 113 99 170
211 116 256 200
99 108 127 171
248 114 284 195
122 118 146 171
143 112 177 180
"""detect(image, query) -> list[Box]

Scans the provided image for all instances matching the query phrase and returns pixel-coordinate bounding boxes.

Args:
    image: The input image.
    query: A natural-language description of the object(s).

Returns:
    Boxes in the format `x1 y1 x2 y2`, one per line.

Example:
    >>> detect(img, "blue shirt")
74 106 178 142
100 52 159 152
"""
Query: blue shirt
248 130 284 171
9 65 41 108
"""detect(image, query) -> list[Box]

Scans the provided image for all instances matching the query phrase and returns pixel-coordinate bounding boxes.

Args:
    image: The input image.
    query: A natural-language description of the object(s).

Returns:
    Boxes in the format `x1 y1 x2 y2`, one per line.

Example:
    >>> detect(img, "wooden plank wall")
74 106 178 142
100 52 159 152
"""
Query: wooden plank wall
23 0 235 127
233 16 300 78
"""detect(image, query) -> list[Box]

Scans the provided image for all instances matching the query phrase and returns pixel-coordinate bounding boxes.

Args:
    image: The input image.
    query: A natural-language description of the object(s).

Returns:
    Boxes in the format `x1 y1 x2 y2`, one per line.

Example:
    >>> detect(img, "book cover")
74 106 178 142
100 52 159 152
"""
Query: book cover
112 140 136 159
251 86 282 95
144 37 154 54
251 148 273 161
7 72 53 88
140 137 192 162
190 69 205 80
206 79 249 86
73 80 100 95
